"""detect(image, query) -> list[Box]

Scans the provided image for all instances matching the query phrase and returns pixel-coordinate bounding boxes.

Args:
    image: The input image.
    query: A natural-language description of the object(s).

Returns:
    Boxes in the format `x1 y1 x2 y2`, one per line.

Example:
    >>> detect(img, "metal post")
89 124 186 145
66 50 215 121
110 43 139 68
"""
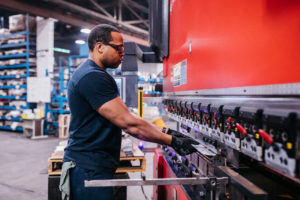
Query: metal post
59 57 63 115
138 88 143 118
0 17 4 28
25 13 30 109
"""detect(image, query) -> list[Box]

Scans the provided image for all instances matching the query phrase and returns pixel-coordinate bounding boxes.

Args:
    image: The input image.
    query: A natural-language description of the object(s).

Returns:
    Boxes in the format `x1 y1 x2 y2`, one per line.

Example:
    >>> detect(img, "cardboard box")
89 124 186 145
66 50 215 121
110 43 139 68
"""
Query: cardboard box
9 14 36 32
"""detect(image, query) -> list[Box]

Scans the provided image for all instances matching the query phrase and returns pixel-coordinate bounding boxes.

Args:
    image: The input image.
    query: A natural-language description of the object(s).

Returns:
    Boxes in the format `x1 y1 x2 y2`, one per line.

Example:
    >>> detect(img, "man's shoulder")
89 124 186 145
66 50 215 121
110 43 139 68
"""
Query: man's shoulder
72 63 107 84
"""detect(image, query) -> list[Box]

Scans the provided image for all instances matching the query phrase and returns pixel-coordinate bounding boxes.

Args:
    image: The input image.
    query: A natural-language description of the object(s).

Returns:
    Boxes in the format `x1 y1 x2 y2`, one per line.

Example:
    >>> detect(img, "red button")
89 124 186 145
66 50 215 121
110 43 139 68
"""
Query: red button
227 117 231 123
236 123 247 135
258 129 273 144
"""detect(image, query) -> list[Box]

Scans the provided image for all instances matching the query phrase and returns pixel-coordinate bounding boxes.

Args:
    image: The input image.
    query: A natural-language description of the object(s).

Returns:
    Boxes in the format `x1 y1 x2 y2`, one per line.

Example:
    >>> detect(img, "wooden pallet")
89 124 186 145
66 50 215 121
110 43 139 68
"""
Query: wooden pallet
58 114 70 139
48 151 64 175
117 141 146 173
48 139 146 175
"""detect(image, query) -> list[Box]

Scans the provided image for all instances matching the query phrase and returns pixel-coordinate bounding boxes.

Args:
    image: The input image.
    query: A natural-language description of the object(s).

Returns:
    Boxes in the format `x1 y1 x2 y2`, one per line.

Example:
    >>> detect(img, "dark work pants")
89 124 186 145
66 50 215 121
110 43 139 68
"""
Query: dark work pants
70 165 114 200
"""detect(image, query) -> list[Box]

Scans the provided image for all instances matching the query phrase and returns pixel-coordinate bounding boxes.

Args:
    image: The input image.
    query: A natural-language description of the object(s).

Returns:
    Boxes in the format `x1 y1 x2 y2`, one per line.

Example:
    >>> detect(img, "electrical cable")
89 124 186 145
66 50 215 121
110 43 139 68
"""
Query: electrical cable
140 172 149 200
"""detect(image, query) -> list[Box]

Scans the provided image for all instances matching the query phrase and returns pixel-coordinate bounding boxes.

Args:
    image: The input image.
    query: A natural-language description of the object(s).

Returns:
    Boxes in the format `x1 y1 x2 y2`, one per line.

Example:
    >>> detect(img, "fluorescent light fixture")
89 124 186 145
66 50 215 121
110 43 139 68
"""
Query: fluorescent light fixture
53 47 70 54
75 40 85 44
80 28 91 34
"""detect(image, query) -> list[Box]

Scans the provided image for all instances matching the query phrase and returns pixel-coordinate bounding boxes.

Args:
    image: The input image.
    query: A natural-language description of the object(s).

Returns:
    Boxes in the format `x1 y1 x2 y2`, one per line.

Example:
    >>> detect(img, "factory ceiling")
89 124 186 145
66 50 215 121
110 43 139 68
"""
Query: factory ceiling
0 0 150 46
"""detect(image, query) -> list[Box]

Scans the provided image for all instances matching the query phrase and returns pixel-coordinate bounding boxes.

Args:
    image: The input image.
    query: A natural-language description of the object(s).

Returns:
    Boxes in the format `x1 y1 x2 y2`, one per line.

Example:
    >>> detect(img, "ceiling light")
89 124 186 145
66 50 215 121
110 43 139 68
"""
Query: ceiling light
80 28 91 34
75 40 85 44
53 47 70 54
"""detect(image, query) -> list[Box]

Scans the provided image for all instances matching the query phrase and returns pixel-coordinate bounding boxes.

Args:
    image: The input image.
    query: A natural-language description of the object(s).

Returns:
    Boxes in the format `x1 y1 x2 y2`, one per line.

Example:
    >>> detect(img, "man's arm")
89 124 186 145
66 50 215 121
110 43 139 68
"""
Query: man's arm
97 97 172 145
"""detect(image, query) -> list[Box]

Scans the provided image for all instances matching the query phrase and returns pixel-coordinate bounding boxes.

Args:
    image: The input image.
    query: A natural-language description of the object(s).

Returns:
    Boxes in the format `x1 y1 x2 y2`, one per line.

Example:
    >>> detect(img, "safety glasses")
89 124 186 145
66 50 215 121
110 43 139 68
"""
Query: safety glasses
103 42 124 54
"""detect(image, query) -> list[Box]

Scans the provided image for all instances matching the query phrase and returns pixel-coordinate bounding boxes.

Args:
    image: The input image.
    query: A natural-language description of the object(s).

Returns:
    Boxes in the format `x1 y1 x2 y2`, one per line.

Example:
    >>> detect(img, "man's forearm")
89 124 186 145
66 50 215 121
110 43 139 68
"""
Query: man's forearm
124 116 172 145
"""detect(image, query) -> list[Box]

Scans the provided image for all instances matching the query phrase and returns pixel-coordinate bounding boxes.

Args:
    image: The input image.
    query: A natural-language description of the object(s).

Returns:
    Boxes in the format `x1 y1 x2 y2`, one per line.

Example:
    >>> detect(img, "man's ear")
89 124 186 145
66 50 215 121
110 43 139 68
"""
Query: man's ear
96 42 103 54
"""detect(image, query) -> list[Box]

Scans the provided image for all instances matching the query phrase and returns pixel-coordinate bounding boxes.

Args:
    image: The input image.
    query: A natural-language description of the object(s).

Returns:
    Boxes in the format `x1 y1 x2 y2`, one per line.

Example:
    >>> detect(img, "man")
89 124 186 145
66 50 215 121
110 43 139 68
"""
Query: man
60 24 198 200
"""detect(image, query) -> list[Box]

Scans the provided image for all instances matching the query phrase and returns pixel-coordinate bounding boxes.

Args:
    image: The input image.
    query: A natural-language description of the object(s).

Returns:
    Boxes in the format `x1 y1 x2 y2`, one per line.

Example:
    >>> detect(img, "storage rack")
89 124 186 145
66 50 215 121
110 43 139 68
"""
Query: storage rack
138 77 163 96
0 14 36 132
67 54 88 76
44 56 70 135
44 55 88 135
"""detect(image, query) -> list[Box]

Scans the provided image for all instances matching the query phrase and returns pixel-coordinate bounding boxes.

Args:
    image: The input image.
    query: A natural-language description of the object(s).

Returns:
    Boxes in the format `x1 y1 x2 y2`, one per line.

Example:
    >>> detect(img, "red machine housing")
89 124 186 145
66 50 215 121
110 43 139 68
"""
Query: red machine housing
163 0 300 92
153 149 189 200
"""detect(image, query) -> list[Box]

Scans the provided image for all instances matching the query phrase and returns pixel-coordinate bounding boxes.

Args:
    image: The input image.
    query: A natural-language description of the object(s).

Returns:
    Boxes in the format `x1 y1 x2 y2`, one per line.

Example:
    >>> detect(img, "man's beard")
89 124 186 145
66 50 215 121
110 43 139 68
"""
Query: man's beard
102 59 120 69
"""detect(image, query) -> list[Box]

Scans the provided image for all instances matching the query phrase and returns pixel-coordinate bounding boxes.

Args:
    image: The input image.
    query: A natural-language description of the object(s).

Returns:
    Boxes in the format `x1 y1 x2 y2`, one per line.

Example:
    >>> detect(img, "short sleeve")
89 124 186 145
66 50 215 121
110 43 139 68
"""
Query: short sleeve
78 72 119 110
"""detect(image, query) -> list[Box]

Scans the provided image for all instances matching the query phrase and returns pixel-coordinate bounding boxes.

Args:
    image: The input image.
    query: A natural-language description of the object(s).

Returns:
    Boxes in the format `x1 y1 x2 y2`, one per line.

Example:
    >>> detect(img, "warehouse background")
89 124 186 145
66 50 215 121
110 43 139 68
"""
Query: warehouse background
1 0 300 200
0 1 163 199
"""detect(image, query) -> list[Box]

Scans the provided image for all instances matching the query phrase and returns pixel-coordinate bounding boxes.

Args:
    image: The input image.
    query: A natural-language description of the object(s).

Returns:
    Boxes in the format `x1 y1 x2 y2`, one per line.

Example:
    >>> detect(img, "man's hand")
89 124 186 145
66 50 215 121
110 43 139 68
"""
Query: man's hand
162 128 187 138
170 136 199 156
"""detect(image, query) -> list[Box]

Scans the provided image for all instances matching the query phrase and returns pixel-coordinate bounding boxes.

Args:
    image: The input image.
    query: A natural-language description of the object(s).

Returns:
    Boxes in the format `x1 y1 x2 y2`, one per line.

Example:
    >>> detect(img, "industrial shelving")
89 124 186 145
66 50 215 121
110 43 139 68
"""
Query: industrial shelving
0 14 36 132
68 54 88 75
68 54 122 76
44 55 90 135
138 77 163 84
44 56 70 135
138 76 163 96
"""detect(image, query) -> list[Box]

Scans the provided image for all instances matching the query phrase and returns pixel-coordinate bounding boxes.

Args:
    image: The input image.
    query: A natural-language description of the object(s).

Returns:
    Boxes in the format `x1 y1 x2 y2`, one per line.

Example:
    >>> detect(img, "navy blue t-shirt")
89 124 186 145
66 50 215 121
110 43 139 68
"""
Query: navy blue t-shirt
63 59 122 171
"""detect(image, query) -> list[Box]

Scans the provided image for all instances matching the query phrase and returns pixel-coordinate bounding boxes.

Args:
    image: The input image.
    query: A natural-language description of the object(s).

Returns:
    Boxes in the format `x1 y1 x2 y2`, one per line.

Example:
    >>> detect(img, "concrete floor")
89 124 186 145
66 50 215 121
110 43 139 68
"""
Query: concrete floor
0 131 59 200
0 131 156 200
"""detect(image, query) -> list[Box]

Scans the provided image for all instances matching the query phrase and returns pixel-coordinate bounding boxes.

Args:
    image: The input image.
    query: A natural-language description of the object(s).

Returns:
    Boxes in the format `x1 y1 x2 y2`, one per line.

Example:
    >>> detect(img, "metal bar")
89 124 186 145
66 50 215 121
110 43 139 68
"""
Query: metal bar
0 96 26 100
0 17 4 28
0 105 28 110
85 177 228 187
0 126 23 132
25 14 30 78
0 0 149 46
123 20 146 25
0 75 27 79
0 63 28 69
125 0 149 14
0 42 27 49
0 85 26 89
0 53 27 59
118 0 122 21
122 0 149 28
49 0 148 35
59 56 63 115
25 15 30 109
216 166 267 200
89 0 114 18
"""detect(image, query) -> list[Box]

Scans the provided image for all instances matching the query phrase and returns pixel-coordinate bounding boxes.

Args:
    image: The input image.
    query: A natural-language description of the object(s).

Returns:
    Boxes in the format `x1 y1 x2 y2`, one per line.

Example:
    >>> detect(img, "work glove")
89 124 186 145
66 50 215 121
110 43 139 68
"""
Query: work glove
170 135 199 156
162 128 187 138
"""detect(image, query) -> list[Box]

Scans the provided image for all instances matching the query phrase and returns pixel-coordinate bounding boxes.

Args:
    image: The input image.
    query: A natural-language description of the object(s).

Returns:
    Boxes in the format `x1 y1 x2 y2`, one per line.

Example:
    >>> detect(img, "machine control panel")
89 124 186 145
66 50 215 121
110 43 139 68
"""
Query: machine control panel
163 98 300 179
223 105 240 151
239 107 263 161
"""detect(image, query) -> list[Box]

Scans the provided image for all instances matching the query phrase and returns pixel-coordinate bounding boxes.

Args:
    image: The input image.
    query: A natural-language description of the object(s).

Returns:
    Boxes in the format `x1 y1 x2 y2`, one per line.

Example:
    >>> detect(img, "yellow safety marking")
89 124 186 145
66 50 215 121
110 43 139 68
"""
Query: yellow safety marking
255 133 260 139
151 117 166 128
138 89 143 118
287 142 292 150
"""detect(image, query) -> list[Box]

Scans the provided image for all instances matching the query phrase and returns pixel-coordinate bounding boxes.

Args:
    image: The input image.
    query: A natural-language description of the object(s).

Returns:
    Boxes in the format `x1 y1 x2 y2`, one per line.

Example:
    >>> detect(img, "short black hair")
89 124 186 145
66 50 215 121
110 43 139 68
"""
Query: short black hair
88 24 120 51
